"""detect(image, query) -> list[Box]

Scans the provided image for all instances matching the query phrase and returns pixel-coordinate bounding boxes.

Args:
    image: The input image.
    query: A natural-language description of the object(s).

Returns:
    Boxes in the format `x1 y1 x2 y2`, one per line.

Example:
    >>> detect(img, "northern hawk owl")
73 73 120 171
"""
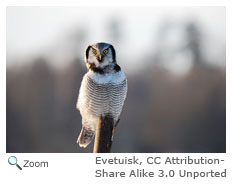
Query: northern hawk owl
76 42 127 148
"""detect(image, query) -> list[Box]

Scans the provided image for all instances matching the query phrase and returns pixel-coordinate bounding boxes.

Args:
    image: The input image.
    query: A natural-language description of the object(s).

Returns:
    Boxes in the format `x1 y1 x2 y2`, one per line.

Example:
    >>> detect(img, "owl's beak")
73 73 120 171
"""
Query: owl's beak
97 54 103 63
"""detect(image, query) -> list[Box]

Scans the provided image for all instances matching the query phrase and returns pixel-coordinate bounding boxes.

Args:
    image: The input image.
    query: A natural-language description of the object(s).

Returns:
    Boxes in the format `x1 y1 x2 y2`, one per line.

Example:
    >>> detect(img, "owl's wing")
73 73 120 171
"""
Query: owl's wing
76 74 89 111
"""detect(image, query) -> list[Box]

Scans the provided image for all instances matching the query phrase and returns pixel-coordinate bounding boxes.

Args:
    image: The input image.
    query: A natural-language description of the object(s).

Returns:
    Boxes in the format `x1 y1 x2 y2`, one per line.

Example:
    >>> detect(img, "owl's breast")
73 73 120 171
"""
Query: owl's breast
77 70 127 119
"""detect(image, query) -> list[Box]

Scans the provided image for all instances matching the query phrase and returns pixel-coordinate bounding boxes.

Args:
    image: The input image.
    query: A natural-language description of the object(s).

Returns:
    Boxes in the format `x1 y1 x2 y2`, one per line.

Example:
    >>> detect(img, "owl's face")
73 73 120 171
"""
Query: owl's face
85 42 116 69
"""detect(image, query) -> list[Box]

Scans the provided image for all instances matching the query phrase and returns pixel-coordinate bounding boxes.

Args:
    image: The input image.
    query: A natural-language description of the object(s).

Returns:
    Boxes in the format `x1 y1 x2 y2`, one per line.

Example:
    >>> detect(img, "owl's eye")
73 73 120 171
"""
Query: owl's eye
103 49 108 54
92 48 97 55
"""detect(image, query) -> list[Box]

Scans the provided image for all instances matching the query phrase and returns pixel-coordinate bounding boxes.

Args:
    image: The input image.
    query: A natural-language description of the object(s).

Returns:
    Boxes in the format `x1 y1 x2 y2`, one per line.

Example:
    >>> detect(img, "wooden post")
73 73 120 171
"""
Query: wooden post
93 116 114 153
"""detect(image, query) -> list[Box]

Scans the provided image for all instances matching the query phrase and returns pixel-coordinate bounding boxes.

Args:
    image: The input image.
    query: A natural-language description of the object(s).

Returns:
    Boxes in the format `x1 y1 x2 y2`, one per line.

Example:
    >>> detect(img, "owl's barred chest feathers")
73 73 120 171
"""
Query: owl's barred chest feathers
77 68 127 120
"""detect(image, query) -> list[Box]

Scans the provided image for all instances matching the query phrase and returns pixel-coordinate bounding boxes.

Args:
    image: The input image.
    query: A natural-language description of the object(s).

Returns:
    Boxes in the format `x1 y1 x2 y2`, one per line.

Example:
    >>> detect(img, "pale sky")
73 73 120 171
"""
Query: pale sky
6 7 225 73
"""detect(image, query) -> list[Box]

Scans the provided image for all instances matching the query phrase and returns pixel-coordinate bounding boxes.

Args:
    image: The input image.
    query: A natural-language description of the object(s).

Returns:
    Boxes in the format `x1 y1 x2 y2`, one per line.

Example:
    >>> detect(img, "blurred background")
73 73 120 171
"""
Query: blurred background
6 7 225 153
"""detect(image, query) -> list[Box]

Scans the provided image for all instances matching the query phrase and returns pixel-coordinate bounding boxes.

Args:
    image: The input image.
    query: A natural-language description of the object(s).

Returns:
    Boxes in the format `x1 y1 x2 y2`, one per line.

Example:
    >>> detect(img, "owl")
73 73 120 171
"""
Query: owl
76 42 127 148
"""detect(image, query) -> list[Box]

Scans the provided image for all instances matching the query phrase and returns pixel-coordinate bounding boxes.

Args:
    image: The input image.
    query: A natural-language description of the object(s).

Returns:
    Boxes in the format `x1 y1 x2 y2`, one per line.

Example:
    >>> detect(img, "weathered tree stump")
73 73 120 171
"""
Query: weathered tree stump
93 115 115 153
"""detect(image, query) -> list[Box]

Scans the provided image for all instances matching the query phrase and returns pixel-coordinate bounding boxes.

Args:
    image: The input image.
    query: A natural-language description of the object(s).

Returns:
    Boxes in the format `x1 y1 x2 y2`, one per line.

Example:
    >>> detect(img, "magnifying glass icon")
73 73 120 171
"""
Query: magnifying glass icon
8 156 22 170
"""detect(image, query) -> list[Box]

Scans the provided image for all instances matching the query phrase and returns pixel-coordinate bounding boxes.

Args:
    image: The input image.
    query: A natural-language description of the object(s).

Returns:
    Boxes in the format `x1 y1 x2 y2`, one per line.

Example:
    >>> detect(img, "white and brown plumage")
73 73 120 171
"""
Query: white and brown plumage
76 42 127 148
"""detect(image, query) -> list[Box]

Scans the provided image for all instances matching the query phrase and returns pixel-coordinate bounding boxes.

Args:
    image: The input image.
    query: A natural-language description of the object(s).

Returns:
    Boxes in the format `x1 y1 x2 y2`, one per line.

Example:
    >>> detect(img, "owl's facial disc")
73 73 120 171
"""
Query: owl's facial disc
88 46 112 67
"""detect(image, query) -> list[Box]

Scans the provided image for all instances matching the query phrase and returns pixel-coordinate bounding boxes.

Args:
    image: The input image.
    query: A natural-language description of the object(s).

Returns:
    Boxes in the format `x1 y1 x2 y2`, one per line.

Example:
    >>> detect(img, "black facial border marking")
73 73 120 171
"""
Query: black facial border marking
114 64 121 72
85 45 91 60
109 45 116 63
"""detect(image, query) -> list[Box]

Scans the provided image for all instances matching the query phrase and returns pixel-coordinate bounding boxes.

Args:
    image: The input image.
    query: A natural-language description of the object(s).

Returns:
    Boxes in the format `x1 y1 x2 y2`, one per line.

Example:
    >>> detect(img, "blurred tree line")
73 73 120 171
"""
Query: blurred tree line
6 19 225 153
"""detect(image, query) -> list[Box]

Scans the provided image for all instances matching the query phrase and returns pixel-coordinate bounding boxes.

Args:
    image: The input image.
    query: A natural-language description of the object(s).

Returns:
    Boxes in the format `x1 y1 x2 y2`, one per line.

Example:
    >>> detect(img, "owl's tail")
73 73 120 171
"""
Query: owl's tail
77 126 95 148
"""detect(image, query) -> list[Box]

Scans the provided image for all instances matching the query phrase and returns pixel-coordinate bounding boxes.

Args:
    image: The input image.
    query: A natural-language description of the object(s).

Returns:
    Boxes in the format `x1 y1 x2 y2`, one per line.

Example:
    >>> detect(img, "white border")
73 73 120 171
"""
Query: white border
1 1 231 186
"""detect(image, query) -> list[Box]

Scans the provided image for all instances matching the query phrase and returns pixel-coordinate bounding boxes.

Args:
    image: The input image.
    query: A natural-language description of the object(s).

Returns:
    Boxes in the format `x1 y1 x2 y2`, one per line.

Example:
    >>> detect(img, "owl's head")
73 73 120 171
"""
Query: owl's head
85 42 116 69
